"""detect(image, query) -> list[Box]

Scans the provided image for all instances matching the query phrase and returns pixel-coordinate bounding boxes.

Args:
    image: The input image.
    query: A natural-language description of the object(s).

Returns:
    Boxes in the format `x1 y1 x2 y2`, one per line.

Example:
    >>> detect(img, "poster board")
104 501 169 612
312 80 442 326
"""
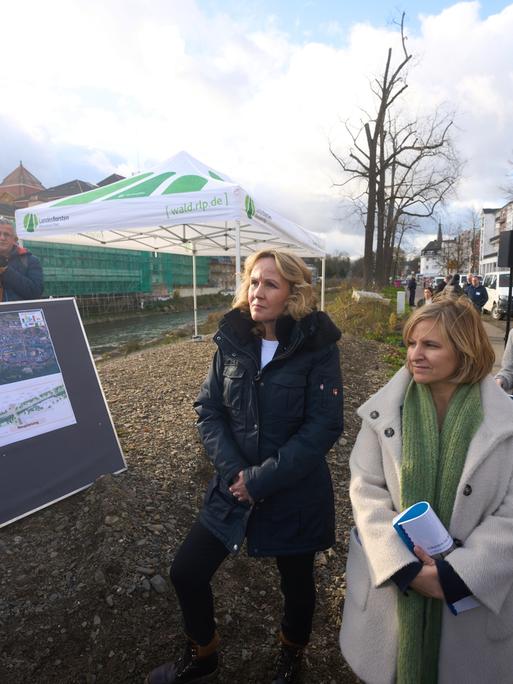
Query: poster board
0 298 126 526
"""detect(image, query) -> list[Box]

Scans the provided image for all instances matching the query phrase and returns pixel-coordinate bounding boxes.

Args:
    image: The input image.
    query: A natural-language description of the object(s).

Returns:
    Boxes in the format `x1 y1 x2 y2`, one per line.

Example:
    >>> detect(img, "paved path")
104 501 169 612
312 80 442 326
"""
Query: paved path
482 318 509 375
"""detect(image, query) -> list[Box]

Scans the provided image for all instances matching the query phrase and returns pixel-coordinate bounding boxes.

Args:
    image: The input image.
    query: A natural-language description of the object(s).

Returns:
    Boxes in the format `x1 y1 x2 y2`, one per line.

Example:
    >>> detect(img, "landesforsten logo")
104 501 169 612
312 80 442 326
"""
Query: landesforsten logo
23 213 39 232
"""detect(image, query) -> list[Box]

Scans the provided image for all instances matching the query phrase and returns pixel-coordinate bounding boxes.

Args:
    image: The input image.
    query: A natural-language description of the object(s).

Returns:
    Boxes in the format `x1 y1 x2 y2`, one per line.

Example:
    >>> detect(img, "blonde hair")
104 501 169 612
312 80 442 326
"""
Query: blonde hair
232 249 316 320
402 296 494 384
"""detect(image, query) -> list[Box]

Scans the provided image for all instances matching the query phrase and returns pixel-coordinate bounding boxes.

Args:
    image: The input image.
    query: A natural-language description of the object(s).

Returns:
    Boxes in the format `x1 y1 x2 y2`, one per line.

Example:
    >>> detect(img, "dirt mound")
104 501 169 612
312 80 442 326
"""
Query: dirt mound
0 335 391 683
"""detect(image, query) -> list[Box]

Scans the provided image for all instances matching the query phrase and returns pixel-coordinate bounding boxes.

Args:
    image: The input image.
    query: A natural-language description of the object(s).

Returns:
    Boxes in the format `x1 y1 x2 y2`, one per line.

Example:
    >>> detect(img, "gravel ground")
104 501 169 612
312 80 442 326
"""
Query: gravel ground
0 333 392 683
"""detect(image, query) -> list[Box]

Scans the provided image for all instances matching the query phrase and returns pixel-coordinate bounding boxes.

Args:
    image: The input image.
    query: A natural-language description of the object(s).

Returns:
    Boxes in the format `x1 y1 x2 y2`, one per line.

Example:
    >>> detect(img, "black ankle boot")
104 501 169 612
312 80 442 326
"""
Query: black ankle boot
145 638 219 684
271 644 303 684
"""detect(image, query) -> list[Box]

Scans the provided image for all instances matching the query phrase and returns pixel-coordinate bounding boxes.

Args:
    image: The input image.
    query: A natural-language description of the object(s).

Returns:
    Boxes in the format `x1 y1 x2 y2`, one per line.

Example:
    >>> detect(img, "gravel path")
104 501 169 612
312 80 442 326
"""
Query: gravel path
0 334 391 683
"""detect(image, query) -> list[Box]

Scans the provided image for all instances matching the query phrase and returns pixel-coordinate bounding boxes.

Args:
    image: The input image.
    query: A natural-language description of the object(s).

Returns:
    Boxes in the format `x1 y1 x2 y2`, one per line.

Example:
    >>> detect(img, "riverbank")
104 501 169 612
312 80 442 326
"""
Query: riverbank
85 308 227 359
81 293 234 325
0 333 393 683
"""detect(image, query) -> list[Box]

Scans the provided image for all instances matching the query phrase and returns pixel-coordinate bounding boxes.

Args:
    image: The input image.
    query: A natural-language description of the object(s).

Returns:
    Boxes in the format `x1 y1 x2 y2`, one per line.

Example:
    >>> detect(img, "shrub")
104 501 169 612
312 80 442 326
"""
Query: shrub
327 288 407 372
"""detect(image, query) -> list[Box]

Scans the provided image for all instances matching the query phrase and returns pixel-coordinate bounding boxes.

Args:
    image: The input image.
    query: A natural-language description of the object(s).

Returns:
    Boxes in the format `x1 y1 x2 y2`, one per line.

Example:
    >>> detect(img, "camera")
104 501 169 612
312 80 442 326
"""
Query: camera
0 255 8 267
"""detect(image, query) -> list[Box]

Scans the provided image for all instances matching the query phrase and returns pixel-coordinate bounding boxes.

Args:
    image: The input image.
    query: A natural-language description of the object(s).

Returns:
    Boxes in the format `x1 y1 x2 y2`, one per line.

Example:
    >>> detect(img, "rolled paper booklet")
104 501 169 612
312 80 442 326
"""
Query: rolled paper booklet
392 501 454 559
393 501 479 614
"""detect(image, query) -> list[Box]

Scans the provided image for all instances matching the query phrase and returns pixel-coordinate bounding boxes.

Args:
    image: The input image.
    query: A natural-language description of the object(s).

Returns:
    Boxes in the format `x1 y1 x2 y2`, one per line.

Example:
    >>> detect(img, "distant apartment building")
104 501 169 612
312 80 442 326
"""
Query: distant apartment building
480 200 513 274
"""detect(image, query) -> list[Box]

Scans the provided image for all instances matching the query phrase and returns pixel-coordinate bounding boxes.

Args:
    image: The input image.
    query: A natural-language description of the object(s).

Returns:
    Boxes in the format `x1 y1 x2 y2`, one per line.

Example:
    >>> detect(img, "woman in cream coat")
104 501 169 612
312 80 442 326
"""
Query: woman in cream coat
339 297 513 684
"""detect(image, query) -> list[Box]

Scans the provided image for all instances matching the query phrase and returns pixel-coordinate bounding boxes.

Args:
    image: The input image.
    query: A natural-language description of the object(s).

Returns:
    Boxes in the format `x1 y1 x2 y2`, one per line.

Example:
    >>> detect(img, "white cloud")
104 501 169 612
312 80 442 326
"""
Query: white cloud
1 1 513 258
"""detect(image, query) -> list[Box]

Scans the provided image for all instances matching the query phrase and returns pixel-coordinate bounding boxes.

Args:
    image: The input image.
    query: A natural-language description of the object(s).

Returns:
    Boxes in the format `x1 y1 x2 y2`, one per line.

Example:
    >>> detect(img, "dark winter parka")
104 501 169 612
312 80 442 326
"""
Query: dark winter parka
1 246 44 301
194 308 344 557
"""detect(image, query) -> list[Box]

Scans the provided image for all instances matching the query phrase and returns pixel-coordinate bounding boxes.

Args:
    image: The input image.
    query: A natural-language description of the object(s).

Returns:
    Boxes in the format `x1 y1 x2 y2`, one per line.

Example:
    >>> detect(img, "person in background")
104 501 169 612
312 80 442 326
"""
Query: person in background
406 274 417 307
435 274 451 294
340 296 513 684
462 272 473 295
0 216 43 302
495 328 513 395
146 249 343 684
442 273 463 297
466 275 488 313
416 286 434 307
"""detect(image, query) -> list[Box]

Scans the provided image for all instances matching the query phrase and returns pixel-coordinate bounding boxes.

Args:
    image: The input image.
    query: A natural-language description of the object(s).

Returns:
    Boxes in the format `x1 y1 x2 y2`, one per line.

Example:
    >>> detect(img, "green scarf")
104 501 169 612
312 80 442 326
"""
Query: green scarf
397 380 483 684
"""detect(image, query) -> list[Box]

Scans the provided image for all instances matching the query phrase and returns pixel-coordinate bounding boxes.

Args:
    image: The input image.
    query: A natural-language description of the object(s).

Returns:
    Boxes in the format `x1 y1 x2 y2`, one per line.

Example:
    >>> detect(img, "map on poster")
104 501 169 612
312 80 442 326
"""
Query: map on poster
0 309 77 448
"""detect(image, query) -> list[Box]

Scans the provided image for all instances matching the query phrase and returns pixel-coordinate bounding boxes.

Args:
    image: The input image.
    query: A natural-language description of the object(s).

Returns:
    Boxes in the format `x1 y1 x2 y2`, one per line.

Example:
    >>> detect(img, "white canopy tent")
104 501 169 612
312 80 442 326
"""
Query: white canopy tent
16 151 327 334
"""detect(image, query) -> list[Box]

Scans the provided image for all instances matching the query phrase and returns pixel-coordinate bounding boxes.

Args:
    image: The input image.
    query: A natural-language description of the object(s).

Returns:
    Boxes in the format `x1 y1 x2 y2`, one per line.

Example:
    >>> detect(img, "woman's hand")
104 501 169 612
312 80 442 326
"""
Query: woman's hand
409 545 444 600
229 471 254 504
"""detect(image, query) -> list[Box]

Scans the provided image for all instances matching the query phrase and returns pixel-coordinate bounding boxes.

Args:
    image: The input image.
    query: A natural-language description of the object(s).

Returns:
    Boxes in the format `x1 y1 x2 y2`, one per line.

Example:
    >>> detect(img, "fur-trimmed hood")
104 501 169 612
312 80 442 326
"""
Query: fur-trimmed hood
218 307 341 352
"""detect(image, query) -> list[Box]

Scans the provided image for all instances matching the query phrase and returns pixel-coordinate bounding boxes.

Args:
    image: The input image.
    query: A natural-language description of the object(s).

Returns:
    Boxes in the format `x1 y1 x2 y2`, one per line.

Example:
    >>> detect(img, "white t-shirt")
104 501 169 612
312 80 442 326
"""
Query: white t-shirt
261 339 279 369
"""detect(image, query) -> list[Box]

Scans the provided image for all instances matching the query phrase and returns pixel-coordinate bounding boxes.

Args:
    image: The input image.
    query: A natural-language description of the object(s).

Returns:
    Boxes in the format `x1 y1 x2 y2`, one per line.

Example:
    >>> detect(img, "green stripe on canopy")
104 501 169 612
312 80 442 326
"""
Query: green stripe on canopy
53 172 153 206
163 175 208 194
106 172 176 199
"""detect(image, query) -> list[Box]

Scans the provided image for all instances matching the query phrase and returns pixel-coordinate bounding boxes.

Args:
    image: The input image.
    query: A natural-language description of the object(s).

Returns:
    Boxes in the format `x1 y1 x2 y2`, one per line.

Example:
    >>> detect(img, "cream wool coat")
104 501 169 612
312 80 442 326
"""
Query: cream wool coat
339 367 513 684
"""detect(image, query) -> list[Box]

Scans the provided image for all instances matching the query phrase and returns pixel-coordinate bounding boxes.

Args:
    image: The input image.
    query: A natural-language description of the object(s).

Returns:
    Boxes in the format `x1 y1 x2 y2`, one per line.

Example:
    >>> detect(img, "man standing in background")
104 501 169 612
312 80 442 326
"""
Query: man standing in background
0 216 44 302
406 274 417 306
466 274 488 313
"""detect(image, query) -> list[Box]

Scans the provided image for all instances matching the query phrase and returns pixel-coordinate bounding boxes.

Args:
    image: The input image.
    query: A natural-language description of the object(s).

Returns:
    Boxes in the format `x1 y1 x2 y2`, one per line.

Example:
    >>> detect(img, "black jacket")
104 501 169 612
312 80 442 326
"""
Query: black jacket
1 246 43 301
194 308 344 556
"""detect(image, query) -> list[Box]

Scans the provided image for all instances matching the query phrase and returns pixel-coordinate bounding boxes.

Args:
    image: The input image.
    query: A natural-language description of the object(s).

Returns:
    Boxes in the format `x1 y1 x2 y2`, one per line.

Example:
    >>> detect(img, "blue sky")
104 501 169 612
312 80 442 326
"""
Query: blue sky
1 1 513 256
198 0 511 42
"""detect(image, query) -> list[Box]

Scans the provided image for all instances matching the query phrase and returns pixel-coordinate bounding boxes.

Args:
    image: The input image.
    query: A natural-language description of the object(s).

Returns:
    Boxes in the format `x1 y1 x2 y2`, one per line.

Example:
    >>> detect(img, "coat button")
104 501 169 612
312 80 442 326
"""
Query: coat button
370 410 379 419
253 423 258 430
463 484 472 496
233 544 238 551
384 428 395 437
454 538 463 547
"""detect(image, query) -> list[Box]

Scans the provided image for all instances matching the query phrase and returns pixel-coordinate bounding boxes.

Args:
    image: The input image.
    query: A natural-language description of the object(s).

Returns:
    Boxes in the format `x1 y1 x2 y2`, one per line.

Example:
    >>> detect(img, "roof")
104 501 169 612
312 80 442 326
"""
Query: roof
421 239 441 254
97 174 126 187
0 162 44 199
28 180 97 204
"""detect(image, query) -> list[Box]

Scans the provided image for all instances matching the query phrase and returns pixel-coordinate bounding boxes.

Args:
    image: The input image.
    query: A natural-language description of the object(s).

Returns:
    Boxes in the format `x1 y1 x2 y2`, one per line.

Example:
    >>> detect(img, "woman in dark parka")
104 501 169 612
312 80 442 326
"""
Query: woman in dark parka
146 249 344 684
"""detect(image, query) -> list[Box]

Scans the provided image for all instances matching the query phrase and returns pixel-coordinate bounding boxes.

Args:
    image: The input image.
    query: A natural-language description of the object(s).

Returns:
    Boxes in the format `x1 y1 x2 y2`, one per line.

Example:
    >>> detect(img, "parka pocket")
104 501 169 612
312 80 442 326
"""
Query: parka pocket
345 526 371 611
204 475 238 521
269 373 306 418
222 363 245 412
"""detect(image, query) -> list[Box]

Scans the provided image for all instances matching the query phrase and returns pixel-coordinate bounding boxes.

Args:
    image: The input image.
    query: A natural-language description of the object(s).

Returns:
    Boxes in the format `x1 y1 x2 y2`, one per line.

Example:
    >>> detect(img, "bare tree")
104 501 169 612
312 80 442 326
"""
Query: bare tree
330 13 461 287
467 208 481 273
331 12 411 287
437 222 475 275
379 111 461 283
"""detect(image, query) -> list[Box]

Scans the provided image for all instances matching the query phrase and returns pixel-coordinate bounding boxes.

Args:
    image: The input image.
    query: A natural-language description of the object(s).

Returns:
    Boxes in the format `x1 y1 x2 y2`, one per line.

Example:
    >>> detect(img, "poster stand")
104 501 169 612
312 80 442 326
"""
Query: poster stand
0 298 126 527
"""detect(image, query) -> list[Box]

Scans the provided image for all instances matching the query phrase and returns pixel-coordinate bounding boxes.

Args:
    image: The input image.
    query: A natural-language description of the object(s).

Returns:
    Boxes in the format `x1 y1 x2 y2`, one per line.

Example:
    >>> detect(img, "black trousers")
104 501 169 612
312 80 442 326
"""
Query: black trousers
170 520 316 647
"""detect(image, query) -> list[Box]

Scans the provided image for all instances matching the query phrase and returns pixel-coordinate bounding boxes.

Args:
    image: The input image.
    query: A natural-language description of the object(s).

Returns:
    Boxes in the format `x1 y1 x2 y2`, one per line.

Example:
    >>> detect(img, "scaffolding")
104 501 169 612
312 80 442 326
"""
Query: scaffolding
24 241 209 295
23 240 210 316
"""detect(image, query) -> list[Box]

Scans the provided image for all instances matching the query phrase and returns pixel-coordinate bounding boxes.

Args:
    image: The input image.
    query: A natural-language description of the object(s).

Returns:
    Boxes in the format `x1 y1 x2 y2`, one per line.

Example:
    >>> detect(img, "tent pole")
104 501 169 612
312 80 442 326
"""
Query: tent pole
192 247 198 338
320 256 326 311
235 220 241 293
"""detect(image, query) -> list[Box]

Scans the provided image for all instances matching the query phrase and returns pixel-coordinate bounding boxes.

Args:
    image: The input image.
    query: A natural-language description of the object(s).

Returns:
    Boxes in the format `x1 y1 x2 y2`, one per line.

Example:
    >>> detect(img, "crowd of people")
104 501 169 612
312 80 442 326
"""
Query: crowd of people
409 271 489 313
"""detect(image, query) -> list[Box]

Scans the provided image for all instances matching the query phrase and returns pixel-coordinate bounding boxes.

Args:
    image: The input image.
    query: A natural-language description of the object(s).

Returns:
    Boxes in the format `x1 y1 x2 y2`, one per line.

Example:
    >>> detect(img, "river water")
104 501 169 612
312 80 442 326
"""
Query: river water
83 309 216 356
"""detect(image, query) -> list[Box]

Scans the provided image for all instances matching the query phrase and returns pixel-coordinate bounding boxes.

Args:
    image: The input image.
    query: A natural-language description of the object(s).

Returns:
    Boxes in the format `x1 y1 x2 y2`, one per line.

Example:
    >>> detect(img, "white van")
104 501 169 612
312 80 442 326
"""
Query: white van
482 271 512 319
